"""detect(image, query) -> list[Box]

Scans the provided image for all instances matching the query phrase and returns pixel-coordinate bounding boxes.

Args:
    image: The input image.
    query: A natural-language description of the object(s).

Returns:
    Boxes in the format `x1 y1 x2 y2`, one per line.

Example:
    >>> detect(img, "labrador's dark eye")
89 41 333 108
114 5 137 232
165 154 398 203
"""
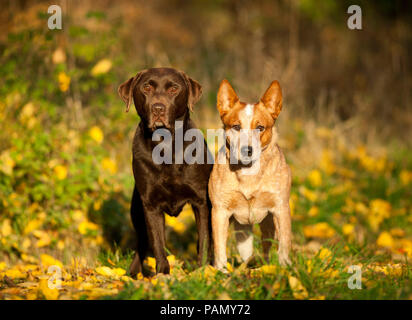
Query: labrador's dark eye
143 84 152 93
257 125 265 132
168 85 179 95
232 124 241 131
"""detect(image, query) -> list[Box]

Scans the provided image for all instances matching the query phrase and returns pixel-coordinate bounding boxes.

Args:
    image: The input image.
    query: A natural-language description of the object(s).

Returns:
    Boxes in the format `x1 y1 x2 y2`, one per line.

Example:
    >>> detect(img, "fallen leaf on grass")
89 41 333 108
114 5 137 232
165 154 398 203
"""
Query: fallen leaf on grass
288 276 308 299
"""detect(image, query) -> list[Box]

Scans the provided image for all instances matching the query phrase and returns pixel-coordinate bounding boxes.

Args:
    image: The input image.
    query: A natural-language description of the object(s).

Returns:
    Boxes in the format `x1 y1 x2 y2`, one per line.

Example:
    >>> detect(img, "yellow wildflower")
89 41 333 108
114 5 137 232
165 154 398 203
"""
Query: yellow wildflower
308 206 319 217
89 126 104 144
165 215 186 234
54 165 68 180
101 157 117 174
320 150 336 174
58 71 70 92
299 186 318 202
368 199 391 232
318 247 332 261
303 222 335 239
342 223 355 236
400 170 412 185
307 169 322 187
390 228 405 238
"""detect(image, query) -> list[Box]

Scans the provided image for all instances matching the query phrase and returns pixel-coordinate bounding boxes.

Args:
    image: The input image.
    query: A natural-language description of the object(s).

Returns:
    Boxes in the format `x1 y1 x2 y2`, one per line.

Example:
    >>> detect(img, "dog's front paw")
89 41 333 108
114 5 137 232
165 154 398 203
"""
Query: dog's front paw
278 253 291 267
156 259 170 274
214 263 229 274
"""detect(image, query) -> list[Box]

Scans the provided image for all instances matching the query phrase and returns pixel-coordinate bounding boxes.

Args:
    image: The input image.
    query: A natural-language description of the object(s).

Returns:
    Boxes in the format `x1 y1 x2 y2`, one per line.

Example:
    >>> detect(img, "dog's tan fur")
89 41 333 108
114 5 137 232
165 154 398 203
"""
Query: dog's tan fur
209 79 292 271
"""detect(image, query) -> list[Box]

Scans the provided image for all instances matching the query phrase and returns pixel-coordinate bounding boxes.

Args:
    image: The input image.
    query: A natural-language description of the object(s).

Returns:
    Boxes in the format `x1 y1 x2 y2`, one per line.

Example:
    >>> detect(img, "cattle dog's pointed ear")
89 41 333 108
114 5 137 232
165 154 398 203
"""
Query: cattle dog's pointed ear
118 71 146 112
260 80 283 120
217 79 239 117
179 72 202 112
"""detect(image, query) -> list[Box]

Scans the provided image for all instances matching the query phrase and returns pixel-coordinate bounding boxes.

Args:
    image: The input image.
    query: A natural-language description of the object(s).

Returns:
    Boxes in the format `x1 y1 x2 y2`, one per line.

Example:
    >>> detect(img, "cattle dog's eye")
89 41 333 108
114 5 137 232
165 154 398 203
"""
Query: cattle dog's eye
232 124 241 131
143 83 153 94
256 125 265 132
167 85 179 95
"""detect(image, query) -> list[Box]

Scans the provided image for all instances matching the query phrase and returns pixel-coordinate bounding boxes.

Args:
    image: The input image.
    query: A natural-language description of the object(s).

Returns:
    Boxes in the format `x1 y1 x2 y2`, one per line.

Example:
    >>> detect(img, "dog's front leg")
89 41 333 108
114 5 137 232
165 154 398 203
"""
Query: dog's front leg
143 207 170 274
212 207 231 272
273 200 292 266
192 203 211 267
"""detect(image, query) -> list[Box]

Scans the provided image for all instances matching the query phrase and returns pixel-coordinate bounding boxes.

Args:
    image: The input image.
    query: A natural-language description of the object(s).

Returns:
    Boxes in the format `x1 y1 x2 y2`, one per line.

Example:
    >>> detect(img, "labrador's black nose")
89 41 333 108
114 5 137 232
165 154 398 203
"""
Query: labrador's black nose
152 103 166 115
241 146 253 157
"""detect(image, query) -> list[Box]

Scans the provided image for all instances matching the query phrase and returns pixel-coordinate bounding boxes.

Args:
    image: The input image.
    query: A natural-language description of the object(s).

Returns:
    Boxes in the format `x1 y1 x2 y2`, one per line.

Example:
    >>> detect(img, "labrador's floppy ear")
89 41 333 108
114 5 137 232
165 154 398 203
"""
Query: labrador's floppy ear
217 79 239 117
260 80 283 120
118 70 146 112
179 71 202 112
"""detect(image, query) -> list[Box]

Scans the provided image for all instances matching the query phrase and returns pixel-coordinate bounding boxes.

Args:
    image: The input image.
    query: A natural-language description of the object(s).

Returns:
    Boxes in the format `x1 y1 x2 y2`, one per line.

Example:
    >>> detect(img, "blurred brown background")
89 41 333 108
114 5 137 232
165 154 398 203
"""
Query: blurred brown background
1 0 411 144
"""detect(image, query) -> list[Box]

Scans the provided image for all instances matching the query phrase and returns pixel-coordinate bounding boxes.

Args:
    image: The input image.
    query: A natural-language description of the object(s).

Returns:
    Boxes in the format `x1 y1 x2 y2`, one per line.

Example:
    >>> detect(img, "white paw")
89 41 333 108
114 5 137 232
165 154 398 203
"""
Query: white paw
278 253 291 266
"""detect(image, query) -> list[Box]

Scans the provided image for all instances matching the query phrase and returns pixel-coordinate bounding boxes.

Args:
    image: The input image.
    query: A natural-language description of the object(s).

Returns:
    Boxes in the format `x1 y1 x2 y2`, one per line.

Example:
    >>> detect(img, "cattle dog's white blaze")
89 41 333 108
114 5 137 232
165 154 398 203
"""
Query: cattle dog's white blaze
245 103 254 117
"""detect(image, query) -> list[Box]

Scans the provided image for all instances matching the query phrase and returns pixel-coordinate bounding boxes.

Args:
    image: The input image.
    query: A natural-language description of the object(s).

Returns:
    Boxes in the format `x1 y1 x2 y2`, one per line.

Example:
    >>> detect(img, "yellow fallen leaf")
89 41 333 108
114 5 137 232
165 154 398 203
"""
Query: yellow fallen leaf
288 276 308 299
78 220 99 235
0 262 6 271
91 59 112 76
40 254 63 268
376 231 394 248
5 268 26 279
95 266 125 278
34 231 51 248
95 266 114 277
113 268 126 277
24 218 43 235
1 219 12 237
39 278 59 300
21 254 38 264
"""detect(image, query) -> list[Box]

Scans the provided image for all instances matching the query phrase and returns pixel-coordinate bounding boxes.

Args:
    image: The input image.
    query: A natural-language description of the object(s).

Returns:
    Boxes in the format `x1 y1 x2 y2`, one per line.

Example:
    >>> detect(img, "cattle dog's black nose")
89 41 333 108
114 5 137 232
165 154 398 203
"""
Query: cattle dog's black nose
152 103 166 115
241 146 253 157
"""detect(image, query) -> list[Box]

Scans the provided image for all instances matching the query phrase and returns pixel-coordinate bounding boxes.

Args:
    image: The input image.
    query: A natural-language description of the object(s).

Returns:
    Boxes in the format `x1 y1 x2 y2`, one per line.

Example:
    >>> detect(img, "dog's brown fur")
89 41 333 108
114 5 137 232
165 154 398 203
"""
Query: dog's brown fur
209 80 292 271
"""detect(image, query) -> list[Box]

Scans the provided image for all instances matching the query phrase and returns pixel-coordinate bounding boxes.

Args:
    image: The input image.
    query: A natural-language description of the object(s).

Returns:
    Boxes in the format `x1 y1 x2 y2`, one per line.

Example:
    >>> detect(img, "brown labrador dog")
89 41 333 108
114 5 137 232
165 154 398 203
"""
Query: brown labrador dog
118 67 213 275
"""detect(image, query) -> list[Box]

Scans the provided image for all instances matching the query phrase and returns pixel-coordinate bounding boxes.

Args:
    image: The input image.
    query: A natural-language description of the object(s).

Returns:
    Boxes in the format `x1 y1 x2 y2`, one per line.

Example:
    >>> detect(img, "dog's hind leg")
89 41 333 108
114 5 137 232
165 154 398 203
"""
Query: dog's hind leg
260 213 275 262
129 185 148 277
233 219 254 263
